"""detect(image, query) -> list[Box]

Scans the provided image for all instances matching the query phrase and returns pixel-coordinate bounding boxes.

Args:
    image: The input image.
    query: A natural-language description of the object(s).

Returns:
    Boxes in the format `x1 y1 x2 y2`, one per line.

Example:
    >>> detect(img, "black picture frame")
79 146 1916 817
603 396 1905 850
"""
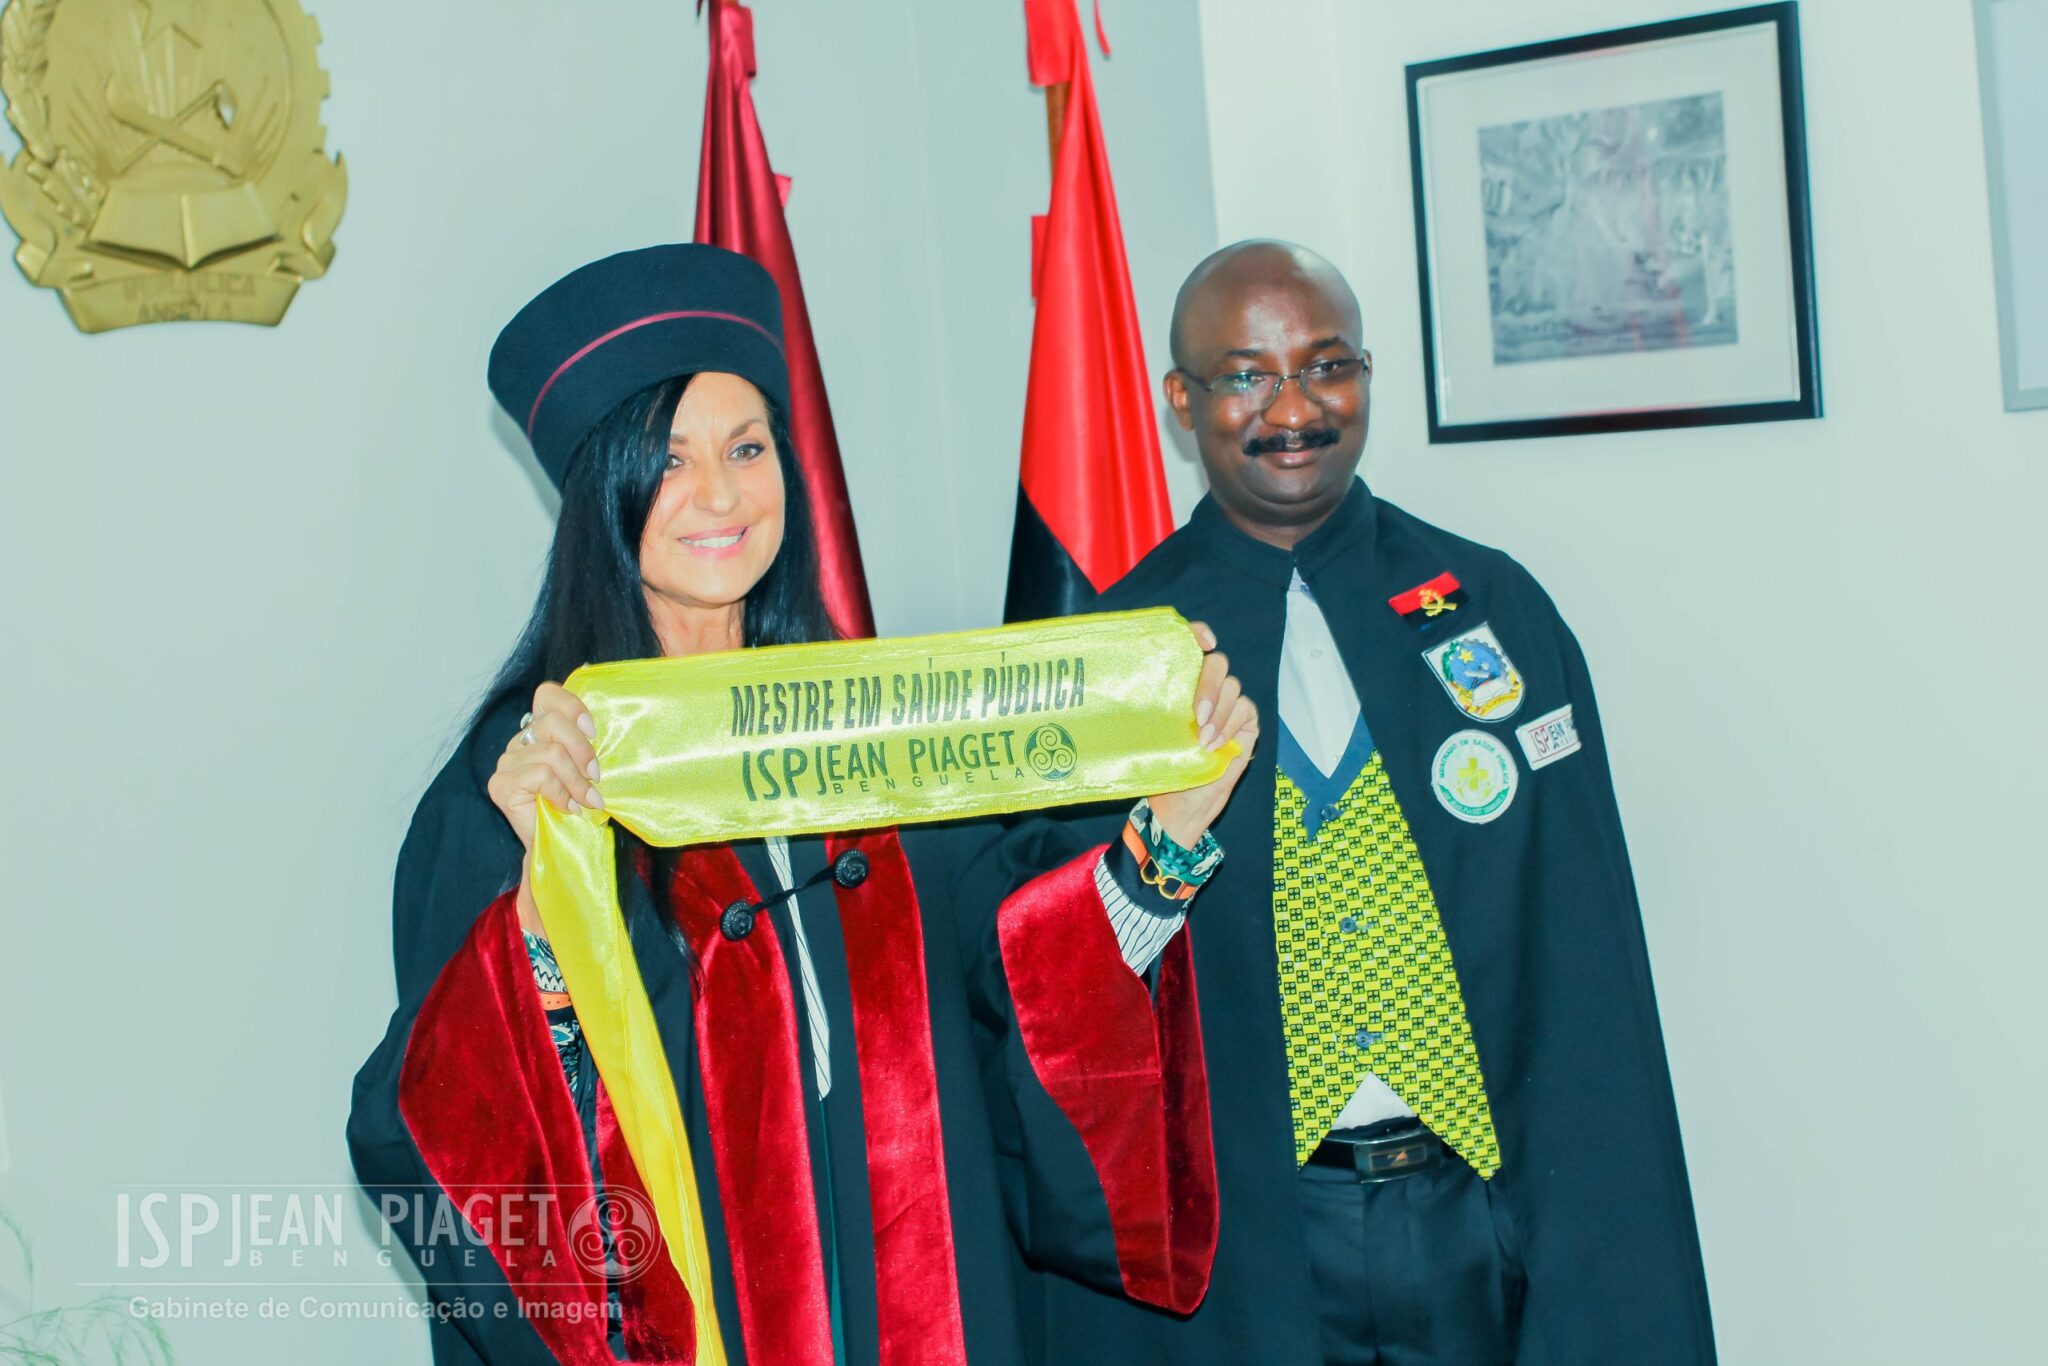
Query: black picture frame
1405 2 1822 443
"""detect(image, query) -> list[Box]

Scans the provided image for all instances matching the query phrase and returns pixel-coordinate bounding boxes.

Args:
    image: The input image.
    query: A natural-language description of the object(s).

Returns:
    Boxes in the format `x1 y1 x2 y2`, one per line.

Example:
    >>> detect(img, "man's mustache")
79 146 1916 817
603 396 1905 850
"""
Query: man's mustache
1243 427 1340 458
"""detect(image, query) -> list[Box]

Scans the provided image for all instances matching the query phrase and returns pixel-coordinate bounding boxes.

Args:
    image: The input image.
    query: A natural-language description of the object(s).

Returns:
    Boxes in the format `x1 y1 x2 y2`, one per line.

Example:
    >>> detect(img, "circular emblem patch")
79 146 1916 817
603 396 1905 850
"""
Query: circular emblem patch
1431 730 1519 824
1024 722 1078 781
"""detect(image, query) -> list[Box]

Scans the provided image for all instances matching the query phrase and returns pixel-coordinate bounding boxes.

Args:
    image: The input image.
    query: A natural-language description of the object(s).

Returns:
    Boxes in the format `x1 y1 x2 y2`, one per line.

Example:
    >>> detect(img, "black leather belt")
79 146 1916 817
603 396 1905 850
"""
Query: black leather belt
1305 1120 1442 1182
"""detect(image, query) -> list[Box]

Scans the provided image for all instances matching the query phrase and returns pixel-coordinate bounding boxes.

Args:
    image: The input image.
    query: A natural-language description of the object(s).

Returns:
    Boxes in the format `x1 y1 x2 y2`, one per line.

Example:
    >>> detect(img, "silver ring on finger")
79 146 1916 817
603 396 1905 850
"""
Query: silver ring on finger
518 727 537 747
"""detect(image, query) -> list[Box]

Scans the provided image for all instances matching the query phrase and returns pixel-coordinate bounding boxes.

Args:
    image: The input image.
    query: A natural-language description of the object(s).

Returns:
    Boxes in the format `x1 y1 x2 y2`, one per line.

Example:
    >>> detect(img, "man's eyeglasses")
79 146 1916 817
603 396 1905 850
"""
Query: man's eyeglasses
1176 354 1372 411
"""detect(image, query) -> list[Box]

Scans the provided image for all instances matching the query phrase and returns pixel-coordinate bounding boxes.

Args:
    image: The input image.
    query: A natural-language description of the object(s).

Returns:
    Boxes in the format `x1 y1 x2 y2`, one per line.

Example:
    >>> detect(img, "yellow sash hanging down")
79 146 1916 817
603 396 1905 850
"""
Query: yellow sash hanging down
528 608 1233 1359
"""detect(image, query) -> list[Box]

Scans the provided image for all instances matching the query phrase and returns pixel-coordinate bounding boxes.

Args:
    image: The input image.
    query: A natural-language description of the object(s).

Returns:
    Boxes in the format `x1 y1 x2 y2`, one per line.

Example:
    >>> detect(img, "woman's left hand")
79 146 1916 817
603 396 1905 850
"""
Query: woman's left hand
1149 621 1260 848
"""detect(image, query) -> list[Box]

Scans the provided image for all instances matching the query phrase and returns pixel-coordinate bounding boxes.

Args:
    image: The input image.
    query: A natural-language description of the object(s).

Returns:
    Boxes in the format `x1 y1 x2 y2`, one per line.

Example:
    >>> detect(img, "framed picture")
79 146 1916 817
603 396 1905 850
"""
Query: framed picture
1974 0 2048 412
1405 3 1821 442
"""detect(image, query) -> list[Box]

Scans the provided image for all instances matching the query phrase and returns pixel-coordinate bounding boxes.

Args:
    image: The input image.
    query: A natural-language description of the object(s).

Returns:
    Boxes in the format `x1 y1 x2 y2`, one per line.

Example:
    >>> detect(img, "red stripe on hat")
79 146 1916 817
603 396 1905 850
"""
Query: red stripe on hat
1388 572 1462 615
525 308 784 437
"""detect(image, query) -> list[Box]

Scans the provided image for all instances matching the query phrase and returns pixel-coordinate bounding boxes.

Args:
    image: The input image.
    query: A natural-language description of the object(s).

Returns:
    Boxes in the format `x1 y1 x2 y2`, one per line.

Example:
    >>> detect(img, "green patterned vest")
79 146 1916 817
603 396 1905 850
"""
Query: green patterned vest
1272 756 1501 1176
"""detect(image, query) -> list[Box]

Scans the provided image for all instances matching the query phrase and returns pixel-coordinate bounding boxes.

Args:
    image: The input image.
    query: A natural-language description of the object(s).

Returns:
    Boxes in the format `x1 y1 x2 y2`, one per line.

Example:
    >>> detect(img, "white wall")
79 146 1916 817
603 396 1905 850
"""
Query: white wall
1195 1 2046 1361
0 1 1213 1360
18 1 2034 1361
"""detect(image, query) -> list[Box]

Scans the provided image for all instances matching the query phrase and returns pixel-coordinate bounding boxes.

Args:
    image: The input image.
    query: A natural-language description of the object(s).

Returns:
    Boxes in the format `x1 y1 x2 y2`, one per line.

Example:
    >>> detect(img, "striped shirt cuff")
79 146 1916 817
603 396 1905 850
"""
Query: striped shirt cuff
1098 832 1192 974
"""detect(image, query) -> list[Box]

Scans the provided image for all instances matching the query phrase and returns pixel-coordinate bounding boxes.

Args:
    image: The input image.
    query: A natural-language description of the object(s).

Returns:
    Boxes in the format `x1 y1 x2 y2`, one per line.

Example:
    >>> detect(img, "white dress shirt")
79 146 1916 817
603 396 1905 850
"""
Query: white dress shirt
765 835 833 1098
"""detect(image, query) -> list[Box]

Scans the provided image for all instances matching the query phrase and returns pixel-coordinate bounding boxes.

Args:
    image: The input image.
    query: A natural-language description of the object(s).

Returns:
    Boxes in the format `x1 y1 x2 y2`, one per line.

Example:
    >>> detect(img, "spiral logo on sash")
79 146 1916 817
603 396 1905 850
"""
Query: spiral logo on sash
1026 722 1079 781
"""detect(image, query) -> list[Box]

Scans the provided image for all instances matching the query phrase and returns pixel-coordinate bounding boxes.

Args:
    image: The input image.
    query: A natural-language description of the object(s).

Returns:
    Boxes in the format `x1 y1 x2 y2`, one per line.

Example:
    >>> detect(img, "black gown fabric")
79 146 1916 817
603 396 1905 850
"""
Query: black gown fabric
348 689 1203 1365
1005 481 1718 1365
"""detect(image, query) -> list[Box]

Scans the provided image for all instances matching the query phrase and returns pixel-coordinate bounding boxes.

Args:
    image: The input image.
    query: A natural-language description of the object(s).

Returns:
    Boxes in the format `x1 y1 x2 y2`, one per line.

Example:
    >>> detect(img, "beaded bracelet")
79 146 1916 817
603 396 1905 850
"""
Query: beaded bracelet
1125 797 1223 901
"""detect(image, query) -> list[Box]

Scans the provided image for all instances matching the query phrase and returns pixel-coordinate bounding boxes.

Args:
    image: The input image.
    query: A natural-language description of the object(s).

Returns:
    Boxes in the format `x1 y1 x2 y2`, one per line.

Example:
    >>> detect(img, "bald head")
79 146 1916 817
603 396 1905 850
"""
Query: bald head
1168 240 1362 371
1161 240 1372 551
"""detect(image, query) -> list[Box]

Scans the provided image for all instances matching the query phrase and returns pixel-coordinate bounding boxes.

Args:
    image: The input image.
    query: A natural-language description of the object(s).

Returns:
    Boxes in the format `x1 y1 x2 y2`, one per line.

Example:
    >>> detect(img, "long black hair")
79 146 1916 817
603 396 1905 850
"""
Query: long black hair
480 373 838 718
476 375 838 952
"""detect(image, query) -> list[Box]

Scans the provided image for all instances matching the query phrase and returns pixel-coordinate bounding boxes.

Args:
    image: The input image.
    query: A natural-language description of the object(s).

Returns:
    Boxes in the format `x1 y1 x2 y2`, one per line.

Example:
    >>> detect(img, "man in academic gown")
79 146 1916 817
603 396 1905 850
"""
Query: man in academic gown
1000 241 1717 1365
347 242 1240 1365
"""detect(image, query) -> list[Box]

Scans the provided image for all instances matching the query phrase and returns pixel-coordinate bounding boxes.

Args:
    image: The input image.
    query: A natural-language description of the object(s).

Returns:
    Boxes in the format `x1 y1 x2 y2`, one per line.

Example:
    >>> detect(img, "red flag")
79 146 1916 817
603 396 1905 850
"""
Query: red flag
1005 0 1173 623
695 0 875 639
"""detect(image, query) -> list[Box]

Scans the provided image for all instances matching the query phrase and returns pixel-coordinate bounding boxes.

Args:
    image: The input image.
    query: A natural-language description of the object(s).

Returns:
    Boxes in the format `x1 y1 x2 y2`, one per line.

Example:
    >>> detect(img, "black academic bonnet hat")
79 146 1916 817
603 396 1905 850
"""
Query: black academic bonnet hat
487 244 790 488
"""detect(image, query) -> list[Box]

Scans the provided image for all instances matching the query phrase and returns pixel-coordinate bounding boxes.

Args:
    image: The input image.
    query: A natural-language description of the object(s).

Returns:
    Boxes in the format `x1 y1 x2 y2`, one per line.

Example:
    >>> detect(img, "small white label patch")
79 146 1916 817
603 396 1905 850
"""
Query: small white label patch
1431 730 1519 824
1515 705 1581 770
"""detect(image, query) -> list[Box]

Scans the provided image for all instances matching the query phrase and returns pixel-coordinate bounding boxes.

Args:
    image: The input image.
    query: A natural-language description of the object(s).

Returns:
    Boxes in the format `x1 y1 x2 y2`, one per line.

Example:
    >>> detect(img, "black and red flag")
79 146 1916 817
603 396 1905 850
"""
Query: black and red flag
696 0 876 639
1387 571 1470 630
1005 0 1174 623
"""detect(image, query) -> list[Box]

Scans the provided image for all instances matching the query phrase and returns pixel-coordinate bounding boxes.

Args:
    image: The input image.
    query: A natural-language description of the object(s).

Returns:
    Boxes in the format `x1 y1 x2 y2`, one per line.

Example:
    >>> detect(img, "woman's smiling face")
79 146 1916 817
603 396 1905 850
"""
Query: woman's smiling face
638 371 787 623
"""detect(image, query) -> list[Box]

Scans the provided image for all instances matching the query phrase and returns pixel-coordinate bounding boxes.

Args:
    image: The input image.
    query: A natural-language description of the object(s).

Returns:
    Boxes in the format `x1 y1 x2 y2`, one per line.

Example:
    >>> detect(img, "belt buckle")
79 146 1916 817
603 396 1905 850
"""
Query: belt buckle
1351 1132 1438 1183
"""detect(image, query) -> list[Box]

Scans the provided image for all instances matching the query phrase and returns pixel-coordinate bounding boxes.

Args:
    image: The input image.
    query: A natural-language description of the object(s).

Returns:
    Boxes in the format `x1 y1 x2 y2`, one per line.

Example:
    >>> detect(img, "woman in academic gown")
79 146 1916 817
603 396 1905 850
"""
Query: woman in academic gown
347 244 1255 1365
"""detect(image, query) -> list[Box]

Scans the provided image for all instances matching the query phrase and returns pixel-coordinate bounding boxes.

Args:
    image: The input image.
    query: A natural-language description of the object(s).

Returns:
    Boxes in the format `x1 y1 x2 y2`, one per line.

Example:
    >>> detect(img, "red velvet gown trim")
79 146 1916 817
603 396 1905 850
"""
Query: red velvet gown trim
670 846 835 1366
996 846 1220 1313
598 1089 701 1361
397 889 696 1364
668 837 969 1366
826 831 969 1366
396 838 976 1365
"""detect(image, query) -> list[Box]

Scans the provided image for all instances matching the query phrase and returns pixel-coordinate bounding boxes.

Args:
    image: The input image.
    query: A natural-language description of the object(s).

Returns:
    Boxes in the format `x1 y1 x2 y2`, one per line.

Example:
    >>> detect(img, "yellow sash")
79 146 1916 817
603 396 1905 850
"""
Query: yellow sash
529 609 1230 1359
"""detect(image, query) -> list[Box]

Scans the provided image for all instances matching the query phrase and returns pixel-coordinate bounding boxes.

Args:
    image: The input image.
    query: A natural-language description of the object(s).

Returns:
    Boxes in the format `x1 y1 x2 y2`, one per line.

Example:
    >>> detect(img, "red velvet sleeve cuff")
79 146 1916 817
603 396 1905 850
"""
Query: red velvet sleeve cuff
397 889 696 1364
996 845 1219 1313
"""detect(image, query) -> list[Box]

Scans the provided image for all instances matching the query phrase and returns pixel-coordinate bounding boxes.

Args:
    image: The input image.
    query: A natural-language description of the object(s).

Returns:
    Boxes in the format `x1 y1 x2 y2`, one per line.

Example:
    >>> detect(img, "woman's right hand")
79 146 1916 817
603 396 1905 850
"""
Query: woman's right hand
488 681 604 852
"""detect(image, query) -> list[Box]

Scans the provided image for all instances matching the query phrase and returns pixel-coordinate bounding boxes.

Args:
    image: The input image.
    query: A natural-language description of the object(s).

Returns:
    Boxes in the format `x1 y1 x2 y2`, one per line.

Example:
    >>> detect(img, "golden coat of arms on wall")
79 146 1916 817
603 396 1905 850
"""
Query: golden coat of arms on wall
0 0 345 331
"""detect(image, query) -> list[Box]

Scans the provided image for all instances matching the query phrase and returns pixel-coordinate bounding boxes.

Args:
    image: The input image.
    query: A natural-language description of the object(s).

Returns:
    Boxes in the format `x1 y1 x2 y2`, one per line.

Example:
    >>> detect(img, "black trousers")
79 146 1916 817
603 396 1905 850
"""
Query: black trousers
1296 1143 1527 1366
